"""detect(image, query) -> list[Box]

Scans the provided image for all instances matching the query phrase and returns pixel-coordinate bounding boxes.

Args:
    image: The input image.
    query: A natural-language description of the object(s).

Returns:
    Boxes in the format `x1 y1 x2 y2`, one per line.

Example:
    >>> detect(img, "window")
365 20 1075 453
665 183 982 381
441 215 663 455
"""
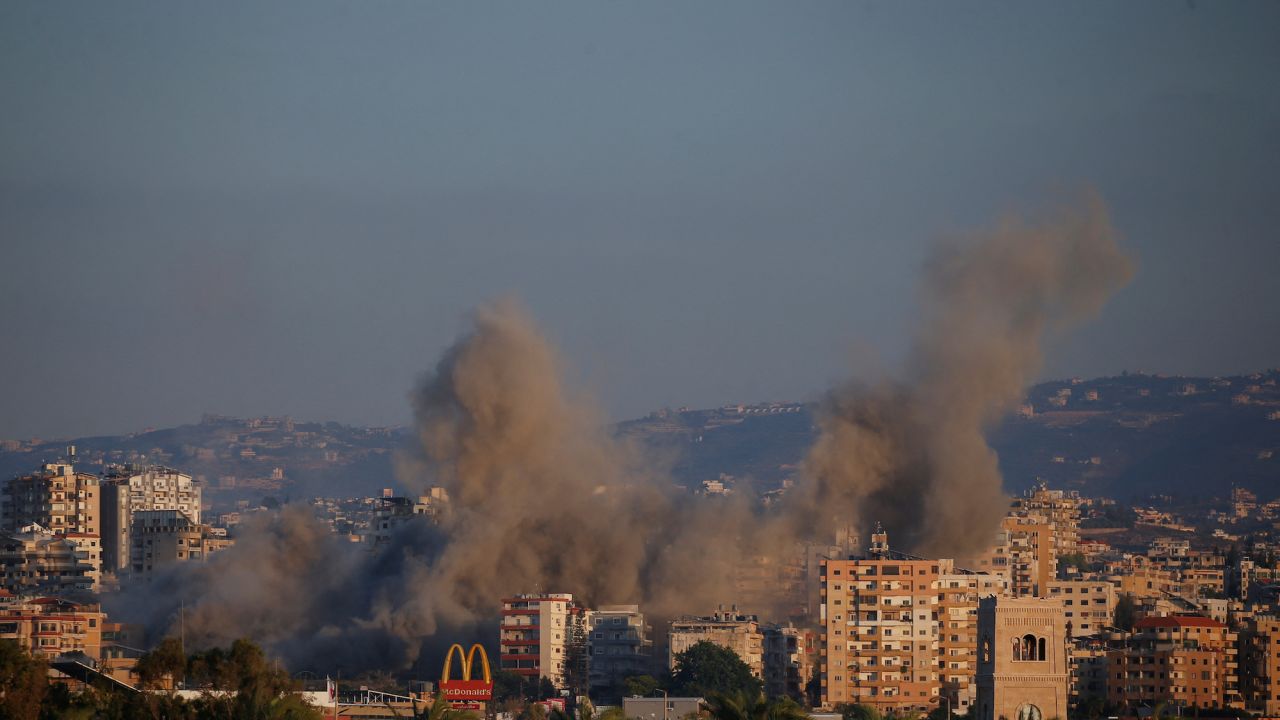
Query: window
1013 634 1046 661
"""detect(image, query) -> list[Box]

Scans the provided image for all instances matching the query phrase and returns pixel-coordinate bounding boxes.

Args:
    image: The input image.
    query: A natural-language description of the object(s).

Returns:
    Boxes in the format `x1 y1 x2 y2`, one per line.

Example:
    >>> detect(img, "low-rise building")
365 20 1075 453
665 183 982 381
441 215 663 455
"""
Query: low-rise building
0 594 103 660
669 607 764 680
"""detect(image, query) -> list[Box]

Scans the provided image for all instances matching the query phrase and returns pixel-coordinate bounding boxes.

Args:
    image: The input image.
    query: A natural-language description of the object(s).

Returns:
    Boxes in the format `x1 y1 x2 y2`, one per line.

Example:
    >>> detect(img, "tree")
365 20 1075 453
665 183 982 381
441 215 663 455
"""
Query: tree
1114 594 1136 632
0 640 47 720
417 693 480 720
623 675 661 698
135 637 187 690
702 691 808 720
493 670 529 704
1078 695 1106 720
668 642 761 699
835 704 883 720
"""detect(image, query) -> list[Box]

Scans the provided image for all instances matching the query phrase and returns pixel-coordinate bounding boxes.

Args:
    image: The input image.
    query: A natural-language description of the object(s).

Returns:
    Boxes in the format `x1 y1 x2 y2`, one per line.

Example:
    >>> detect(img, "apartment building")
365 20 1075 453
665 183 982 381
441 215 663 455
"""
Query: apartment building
1045 581 1116 638
937 563 1009 714
1013 485 1081 555
129 510 233 577
1241 616 1280 716
1105 616 1242 711
101 465 201 572
0 594 104 660
819 527 941 714
763 623 815 702
588 605 653 700
669 607 764 679
2 462 100 538
0 525 98 594
500 593 587 689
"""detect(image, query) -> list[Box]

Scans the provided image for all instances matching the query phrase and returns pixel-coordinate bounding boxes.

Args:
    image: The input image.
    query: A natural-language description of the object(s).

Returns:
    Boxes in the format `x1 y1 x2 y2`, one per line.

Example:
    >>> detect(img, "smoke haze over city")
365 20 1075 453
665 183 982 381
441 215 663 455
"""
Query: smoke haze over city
110 193 1132 672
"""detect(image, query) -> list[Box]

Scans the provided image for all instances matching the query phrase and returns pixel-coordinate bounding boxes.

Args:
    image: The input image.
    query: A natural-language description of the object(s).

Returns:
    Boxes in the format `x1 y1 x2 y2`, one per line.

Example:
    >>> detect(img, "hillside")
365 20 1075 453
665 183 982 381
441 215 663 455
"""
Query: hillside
2 370 1277 507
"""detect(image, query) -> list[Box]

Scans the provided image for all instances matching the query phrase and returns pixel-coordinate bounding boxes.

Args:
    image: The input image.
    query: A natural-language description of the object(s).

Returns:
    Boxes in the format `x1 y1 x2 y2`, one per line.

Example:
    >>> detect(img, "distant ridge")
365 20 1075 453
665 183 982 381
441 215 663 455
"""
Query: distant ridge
2 369 1277 506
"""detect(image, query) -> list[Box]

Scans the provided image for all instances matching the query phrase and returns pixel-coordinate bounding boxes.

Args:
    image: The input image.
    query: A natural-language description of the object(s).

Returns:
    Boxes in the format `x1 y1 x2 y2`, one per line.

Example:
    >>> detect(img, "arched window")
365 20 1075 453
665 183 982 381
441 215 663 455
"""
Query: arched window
1013 634 1045 661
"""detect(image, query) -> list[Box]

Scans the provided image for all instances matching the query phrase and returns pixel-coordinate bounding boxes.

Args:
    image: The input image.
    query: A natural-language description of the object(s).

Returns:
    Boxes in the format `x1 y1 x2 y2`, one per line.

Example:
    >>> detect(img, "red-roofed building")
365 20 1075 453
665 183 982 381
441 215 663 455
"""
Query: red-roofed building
0 595 103 660
1107 615 1241 711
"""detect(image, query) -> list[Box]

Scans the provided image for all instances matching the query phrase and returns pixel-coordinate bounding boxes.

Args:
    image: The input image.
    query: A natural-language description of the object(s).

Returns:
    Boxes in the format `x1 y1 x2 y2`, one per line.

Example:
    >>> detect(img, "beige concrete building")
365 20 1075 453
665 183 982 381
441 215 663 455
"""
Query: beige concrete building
964 518 1056 598
1106 615 1242 712
975 596 1068 720
1013 485 1081 556
1242 616 1280 716
820 527 941 714
669 607 764 679
763 622 815 702
0 593 104 660
0 525 99 593
101 465 201 572
938 564 1010 714
129 510 233 577
1045 581 1116 638
2 462 100 539
588 604 653 700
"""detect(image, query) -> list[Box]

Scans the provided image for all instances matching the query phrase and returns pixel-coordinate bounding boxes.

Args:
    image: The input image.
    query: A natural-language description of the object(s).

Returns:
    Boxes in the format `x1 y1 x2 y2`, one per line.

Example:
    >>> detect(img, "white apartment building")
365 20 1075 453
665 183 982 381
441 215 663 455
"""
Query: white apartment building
101 466 201 572
499 593 587 689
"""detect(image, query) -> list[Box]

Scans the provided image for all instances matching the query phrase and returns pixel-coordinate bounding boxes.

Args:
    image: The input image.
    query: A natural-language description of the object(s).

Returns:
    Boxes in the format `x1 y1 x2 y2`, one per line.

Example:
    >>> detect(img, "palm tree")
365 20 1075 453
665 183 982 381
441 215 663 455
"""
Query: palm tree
702 691 809 720
417 694 481 720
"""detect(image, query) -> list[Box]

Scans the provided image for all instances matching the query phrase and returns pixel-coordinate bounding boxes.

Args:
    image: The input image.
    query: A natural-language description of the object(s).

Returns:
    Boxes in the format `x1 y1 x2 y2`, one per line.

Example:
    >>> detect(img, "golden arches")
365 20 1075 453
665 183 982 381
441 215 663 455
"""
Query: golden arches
441 643 492 685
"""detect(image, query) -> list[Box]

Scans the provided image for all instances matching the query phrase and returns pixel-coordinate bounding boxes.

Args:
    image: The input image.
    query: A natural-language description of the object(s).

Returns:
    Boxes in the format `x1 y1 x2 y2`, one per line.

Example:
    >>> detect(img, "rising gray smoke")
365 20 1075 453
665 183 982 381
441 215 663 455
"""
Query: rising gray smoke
794 192 1133 558
109 194 1131 671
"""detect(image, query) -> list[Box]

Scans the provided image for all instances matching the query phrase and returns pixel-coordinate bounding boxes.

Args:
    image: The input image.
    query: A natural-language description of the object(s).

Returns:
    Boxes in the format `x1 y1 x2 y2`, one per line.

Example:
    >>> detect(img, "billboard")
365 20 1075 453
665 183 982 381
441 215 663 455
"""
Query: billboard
440 643 494 704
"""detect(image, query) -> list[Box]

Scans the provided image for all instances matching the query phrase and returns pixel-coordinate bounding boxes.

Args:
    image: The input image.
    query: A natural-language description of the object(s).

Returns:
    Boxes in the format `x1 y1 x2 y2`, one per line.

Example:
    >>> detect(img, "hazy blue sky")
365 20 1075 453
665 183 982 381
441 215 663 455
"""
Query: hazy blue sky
2 1 1278 439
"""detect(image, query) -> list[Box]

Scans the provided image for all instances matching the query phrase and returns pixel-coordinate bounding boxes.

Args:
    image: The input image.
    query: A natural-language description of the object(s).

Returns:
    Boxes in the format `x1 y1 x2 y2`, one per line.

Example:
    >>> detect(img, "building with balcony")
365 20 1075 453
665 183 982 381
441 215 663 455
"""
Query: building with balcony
500 593 587 690
1045 581 1116 638
0 594 103 660
1241 616 1280 715
819 526 942 714
763 622 815 703
129 510 233 577
101 465 201 573
0 525 98 594
2 462 100 540
1104 615 1242 712
588 604 653 700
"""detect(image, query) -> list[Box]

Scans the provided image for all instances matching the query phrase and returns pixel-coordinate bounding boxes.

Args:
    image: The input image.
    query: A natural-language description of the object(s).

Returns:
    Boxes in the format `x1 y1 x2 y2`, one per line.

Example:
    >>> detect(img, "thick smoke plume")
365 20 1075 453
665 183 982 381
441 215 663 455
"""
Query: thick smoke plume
109 194 1130 671
795 193 1133 558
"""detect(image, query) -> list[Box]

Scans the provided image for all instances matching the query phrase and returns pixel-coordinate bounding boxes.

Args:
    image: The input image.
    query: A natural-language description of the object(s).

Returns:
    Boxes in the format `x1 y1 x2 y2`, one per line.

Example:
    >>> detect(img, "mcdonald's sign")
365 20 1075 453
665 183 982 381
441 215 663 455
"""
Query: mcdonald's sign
440 643 493 703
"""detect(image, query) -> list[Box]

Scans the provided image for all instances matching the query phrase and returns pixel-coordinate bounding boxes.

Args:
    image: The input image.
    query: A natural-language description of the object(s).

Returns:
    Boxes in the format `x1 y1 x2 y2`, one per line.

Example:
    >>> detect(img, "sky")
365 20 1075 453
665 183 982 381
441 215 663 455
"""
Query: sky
2 1 1278 440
